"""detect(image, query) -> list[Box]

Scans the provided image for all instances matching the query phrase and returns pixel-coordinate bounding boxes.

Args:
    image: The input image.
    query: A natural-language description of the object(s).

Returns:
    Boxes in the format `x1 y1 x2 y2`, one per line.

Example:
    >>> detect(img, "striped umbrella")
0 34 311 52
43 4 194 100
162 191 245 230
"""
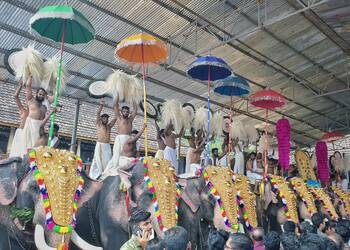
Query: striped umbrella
115 33 168 156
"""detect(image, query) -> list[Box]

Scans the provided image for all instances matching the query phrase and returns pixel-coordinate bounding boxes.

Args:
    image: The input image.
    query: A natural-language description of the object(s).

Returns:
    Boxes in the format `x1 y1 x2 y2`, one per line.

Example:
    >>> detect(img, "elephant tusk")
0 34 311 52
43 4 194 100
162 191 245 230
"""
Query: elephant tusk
71 230 103 250
34 224 56 250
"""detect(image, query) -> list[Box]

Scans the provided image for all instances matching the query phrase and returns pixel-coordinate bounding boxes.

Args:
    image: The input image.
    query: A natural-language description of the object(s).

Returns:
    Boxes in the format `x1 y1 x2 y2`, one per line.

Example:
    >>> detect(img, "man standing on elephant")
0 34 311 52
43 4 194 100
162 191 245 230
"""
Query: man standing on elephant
107 96 138 169
21 77 48 153
121 209 154 250
163 123 184 173
89 98 117 180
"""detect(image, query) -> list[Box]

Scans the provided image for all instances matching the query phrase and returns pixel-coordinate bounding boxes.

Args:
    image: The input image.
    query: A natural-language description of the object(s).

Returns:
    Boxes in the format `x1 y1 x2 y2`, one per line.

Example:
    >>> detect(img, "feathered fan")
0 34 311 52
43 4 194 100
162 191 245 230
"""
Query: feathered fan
12 45 44 85
193 107 209 133
161 99 185 132
211 111 224 138
42 57 68 93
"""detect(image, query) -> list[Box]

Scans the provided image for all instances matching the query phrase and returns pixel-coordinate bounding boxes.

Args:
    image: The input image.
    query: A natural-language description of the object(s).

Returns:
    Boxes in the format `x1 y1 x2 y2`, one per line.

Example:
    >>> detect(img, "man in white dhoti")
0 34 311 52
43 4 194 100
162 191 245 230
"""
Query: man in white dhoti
10 81 29 158
101 124 146 180
107 96 138 170
34 109 58 147
89 99 117 180
246 152 263 184
20 77 49 153
163 124 184 174
233 140 244 174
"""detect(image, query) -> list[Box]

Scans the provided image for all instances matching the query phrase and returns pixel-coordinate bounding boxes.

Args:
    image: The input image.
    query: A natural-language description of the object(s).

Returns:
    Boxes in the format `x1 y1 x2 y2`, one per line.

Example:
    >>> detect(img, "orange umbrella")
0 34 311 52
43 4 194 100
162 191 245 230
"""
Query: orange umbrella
115 33 167 156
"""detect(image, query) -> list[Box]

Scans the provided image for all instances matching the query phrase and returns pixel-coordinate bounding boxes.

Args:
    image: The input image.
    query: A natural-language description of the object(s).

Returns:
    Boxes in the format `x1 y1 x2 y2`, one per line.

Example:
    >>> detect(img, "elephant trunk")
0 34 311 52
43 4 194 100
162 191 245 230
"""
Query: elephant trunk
34 224 56 250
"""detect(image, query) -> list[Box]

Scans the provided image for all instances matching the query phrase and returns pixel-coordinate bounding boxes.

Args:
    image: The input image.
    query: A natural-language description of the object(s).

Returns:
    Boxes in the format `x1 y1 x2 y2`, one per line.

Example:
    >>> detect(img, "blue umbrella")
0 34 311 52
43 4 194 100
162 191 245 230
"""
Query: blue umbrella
187 56 232 165
214 75 251 167
214 75 250 97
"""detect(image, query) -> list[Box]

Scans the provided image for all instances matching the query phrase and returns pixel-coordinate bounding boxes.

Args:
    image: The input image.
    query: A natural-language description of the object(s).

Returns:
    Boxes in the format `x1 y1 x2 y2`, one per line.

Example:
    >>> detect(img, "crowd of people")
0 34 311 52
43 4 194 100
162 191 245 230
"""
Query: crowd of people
120 208 350 250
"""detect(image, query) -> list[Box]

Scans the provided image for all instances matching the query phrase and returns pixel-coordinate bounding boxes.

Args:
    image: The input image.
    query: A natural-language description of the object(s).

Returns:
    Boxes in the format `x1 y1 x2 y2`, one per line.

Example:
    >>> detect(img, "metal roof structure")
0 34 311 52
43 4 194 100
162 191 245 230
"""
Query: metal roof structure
1 0 350 148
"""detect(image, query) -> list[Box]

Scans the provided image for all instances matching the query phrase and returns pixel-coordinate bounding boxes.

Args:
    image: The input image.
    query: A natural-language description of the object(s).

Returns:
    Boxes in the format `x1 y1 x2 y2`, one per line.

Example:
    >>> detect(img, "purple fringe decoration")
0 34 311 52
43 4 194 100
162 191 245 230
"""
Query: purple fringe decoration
315 141 329 182
276 118 291 170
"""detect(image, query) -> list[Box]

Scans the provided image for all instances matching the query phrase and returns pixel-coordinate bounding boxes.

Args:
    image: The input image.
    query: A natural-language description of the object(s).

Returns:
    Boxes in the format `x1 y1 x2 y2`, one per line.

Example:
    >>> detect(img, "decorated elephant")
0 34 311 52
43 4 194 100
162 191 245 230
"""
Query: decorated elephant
0 156 35 249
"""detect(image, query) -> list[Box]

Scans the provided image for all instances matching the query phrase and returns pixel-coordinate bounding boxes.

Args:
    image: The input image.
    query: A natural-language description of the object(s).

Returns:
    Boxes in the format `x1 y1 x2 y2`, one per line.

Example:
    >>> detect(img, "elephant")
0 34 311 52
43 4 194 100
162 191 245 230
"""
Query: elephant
0 156 35 250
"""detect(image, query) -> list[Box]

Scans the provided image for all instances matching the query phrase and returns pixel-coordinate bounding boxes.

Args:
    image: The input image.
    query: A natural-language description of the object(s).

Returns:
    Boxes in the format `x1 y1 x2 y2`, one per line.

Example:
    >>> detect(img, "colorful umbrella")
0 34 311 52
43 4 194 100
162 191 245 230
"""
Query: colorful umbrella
187 56 232 165
321 131 344 143
214 75 250 167
250 89 285 175
115 33 168 157
30 5 95 147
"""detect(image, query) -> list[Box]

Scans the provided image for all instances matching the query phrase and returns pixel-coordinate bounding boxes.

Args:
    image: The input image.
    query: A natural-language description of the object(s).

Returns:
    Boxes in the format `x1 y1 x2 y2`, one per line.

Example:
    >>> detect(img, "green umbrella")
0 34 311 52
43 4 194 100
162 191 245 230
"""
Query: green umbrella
30 5 95 147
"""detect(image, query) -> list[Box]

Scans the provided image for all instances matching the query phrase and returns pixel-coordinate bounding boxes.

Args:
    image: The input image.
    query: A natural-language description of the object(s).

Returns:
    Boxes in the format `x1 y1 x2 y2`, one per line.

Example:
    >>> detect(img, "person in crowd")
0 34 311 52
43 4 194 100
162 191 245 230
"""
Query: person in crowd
246 152 263 184
154 120 165 159
311 212 328 238
282 221 296 233
225 233 253 250
107 96 138 169
89 98 116 180
232 138 244 174
145 239 166 250
162 226 191 250
299 221 317 235
264 231 280 250
163 123 184 173
9 80 29 157
328 232 345 250
23 77 50 152
280 232 300 250
34 109 58 147
208 229 229 250
335 224 350 249
51 124 60 148
252 227 265 250
120 209 153 250
300 233 326 250
326 220 338 235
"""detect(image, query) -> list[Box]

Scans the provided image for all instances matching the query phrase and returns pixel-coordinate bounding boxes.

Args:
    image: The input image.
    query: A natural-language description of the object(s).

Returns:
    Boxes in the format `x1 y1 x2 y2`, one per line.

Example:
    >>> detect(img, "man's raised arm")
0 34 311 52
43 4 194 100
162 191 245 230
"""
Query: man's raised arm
25 77 33 102
96 98 104 125
14 81 24 112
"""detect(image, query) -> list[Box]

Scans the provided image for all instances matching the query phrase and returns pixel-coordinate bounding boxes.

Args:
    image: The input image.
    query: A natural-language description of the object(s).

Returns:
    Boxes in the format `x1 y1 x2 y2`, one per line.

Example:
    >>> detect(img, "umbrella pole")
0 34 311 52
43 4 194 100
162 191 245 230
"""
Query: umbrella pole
228 96 233 168
264 108 269 176
48 20 66 147
206 67 211 165
141 45 148 157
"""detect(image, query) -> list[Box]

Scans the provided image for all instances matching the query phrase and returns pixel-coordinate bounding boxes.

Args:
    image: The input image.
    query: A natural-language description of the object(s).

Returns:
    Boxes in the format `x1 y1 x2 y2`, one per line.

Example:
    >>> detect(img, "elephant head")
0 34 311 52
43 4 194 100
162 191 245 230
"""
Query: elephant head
15 148 91 250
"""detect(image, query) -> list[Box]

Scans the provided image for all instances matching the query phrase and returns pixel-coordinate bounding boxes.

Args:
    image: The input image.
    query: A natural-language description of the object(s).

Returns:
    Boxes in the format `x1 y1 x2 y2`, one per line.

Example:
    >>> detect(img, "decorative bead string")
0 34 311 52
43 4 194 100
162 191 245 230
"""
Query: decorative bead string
143 158 180 232
200 168 240 231
28 150 84 234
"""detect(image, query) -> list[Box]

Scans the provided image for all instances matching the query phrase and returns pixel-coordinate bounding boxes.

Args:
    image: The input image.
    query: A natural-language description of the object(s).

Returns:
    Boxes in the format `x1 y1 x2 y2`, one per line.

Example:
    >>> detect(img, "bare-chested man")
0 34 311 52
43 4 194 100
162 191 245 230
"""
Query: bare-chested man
10 81 29 157
89 98 117 180
163 123 184 173
154 120 166 159
21 77 49 151
101 124 146 180
34 109 57 147
106 96 138 168
187 131 206 175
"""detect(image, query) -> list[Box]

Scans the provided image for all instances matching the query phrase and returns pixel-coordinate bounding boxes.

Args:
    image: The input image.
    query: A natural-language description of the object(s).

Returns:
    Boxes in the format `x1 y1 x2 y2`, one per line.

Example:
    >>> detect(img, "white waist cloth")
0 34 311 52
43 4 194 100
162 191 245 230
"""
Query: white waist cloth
234 148 244 174
9 128 26 158
185 148 194 173
164 146 178 172
22 117 41 152
155 150 164 160
247 170 263 184
89 142 112 180
101 155 135 180
179 163 201 178
107 134 131 170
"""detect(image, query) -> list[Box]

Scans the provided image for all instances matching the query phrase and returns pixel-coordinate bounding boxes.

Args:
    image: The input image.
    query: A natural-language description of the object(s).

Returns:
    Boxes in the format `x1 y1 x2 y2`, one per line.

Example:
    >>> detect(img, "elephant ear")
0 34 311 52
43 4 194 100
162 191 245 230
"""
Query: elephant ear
0 157 22 205
180 178 202 213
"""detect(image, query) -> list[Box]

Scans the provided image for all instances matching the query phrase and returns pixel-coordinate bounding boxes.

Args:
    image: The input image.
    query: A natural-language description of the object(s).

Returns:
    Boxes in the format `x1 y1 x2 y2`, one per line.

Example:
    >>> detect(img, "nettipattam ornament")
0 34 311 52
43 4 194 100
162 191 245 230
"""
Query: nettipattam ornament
143 157 180 232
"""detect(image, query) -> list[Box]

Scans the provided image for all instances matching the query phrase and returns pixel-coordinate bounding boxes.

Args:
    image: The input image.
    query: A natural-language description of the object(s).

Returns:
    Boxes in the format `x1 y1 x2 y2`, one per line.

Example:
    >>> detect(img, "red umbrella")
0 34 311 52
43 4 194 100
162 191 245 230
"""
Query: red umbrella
250 89 285 175
321 131 344 143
